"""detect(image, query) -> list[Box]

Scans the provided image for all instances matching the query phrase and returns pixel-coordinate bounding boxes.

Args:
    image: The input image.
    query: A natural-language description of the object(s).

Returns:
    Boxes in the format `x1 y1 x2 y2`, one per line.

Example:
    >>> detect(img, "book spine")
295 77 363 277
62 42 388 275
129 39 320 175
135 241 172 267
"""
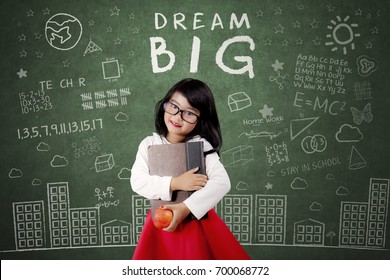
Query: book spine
185 142 205 174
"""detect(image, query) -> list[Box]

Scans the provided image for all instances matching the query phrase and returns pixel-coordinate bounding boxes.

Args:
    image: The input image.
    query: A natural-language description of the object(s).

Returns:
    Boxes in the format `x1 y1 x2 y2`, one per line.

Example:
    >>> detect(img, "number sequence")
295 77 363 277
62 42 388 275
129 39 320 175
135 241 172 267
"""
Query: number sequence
16 118 103 140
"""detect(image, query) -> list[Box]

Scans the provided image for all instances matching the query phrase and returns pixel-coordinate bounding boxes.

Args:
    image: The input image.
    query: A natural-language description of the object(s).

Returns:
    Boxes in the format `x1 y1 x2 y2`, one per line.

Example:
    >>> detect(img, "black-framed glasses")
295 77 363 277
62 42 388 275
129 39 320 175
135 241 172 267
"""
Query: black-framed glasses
163 101 200 124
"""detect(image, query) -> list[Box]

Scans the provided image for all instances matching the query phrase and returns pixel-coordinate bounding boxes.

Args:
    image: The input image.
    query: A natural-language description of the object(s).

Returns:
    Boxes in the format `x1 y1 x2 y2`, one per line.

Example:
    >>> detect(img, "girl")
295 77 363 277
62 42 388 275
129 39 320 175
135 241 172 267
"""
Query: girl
130 78 250 260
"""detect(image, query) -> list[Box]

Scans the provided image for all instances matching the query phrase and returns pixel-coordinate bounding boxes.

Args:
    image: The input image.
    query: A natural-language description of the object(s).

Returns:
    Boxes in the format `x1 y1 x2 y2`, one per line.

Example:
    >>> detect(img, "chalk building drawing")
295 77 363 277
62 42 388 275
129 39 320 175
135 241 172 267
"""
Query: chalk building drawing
218 195 253 244
9 178 389 251
11 182 134 251
339 178 389 249
293 219 325 246
47 182 71 247
12 201 46 250
70 207 100 247
255 194 287 244
101 220 133 246
131 195 150 243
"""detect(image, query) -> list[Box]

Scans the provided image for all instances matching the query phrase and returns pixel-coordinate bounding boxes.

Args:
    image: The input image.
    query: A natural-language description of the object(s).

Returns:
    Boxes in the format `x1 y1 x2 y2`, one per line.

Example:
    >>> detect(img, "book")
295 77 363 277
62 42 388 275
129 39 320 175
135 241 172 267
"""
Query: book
147 141 206 219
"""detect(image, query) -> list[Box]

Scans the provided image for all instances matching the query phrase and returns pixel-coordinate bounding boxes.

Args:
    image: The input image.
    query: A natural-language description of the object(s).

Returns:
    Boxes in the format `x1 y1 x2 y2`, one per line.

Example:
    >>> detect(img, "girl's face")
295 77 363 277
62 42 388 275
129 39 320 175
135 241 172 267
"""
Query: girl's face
164 92 200 143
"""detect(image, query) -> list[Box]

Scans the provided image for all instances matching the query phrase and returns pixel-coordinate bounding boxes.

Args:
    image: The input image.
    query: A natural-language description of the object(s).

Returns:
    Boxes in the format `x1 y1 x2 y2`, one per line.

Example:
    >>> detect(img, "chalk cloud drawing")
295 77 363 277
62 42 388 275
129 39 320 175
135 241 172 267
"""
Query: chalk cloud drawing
9 168 23 178
228 92 251 112
118 168 131 180
45 13 83 51
336 186 349 196
37 142 50 152
291 177 308 190
290 117 319 141
335 124 363 143
325 15 360 55
350 103 373 125
326 174 335 180
310 202 323 212
348 146 367 170
50 155 68 167
115 112 129 121
356 55 378 77
32 179 42 186
235 181 249 191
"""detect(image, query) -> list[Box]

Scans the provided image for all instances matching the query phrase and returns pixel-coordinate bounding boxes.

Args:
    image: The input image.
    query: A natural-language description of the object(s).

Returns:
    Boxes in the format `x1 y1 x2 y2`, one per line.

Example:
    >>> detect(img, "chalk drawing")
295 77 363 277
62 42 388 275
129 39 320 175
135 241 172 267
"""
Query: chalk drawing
16 68 27 78
325 15 360 55
310 202 323 212
50 155 68 167
222 145 254 167
45 13 83 51
350 103 373 125
228 92 251 112
348 146 367 170
301 134 327 154
9 168 23 178
356 55 378 77
354 81 373 100
83 38 102 56
289 117 319 141
293 219 325 246
235 181 249 191
291 177 308 190
335 124 363 143
95 154 115 172
259 104 274 118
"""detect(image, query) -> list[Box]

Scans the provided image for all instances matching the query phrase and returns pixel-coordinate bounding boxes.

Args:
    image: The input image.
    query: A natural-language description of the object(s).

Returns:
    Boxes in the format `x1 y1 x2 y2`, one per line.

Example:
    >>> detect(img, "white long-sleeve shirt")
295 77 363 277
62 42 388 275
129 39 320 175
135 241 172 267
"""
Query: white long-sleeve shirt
130 133 231 219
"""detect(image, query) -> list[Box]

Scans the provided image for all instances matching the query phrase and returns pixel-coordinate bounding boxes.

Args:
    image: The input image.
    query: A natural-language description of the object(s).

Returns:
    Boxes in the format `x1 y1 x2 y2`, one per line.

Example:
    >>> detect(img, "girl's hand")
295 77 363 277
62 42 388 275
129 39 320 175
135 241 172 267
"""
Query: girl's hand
170 167 208 192
161 203 191 232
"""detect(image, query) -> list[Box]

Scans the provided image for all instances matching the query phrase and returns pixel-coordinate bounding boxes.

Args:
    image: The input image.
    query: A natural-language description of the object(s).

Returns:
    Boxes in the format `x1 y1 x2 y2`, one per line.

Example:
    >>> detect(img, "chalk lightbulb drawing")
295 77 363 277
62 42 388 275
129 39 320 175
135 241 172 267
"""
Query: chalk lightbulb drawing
325 16 360 55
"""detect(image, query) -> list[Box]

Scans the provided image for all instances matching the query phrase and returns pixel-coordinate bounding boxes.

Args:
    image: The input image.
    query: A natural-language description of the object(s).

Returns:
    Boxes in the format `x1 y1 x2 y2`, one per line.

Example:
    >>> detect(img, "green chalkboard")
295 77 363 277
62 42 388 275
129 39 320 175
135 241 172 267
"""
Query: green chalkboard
1 0 389 260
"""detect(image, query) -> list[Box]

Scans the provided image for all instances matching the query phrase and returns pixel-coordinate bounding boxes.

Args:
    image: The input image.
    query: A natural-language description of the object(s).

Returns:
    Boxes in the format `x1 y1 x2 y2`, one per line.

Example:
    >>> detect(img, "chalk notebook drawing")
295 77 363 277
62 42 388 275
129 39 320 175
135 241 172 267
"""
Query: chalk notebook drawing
1 0 389 259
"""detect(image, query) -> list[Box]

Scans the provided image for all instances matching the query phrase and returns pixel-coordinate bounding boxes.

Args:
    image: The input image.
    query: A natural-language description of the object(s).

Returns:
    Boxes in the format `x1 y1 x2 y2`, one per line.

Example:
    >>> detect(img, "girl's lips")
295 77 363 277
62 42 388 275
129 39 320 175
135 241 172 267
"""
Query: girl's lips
170 120 182 128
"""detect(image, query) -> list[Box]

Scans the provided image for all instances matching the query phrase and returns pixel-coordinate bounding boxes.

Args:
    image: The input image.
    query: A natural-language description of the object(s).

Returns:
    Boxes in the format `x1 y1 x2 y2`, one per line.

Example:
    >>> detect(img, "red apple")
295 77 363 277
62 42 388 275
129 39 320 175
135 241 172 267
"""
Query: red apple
153 208 173 229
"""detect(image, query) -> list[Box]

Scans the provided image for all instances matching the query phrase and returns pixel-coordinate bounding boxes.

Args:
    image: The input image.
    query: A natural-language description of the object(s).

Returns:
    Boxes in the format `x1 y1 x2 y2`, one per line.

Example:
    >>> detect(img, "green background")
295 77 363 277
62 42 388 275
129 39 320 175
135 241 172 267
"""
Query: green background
1 0 389 259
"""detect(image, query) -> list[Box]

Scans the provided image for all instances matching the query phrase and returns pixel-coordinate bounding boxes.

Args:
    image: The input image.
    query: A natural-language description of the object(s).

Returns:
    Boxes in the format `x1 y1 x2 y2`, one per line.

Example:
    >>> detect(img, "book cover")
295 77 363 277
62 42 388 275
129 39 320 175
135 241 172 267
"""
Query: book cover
147 141 206 219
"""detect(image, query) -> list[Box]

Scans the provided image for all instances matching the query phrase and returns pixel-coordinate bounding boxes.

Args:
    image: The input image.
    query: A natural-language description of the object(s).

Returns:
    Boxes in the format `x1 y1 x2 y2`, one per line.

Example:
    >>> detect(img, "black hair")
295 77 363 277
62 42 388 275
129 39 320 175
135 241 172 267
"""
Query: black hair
155 78 222 154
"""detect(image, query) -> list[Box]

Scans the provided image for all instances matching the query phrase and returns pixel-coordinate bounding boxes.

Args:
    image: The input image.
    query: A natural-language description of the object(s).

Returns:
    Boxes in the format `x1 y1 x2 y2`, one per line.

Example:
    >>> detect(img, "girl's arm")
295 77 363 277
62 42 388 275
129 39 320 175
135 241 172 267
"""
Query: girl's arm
182 152 231 219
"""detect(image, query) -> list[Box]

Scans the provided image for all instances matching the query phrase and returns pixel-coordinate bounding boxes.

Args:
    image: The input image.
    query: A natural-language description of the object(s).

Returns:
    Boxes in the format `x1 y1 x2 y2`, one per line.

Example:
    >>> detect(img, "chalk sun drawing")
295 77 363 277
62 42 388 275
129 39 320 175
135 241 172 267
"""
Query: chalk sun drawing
325 15 360 55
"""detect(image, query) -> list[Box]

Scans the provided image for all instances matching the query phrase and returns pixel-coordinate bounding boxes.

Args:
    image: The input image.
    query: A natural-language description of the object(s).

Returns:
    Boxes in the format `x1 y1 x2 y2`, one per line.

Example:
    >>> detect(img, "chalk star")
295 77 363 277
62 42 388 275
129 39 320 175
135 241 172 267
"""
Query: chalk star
17 68 27 78
18 34 26 41
274 7 283 15
114 37 122 45
128 13 135 20
296 37 303 45
259 104 274 118
371 26 379 34
292 21 301 28
327 5 335 12
34 32 42 39
281 40 288 47
312 36 321 46
106 26 113 32
274 24 285 33
35 51 43 58
26 9 34 17
63 60 70 67
110 6 120 16
42 8 50 15
355 8 363 16
19 50 27 57
365 42 373 49
297 4 304 10
265 182 273 190
271 59 284 71
264 38 272 46
256 10 264 18
310 19 319 29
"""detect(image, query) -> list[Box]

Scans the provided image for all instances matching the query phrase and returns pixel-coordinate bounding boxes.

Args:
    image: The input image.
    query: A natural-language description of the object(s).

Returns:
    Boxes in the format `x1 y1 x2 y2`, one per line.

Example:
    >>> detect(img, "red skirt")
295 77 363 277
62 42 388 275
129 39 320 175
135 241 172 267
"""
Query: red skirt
132 209 250 260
